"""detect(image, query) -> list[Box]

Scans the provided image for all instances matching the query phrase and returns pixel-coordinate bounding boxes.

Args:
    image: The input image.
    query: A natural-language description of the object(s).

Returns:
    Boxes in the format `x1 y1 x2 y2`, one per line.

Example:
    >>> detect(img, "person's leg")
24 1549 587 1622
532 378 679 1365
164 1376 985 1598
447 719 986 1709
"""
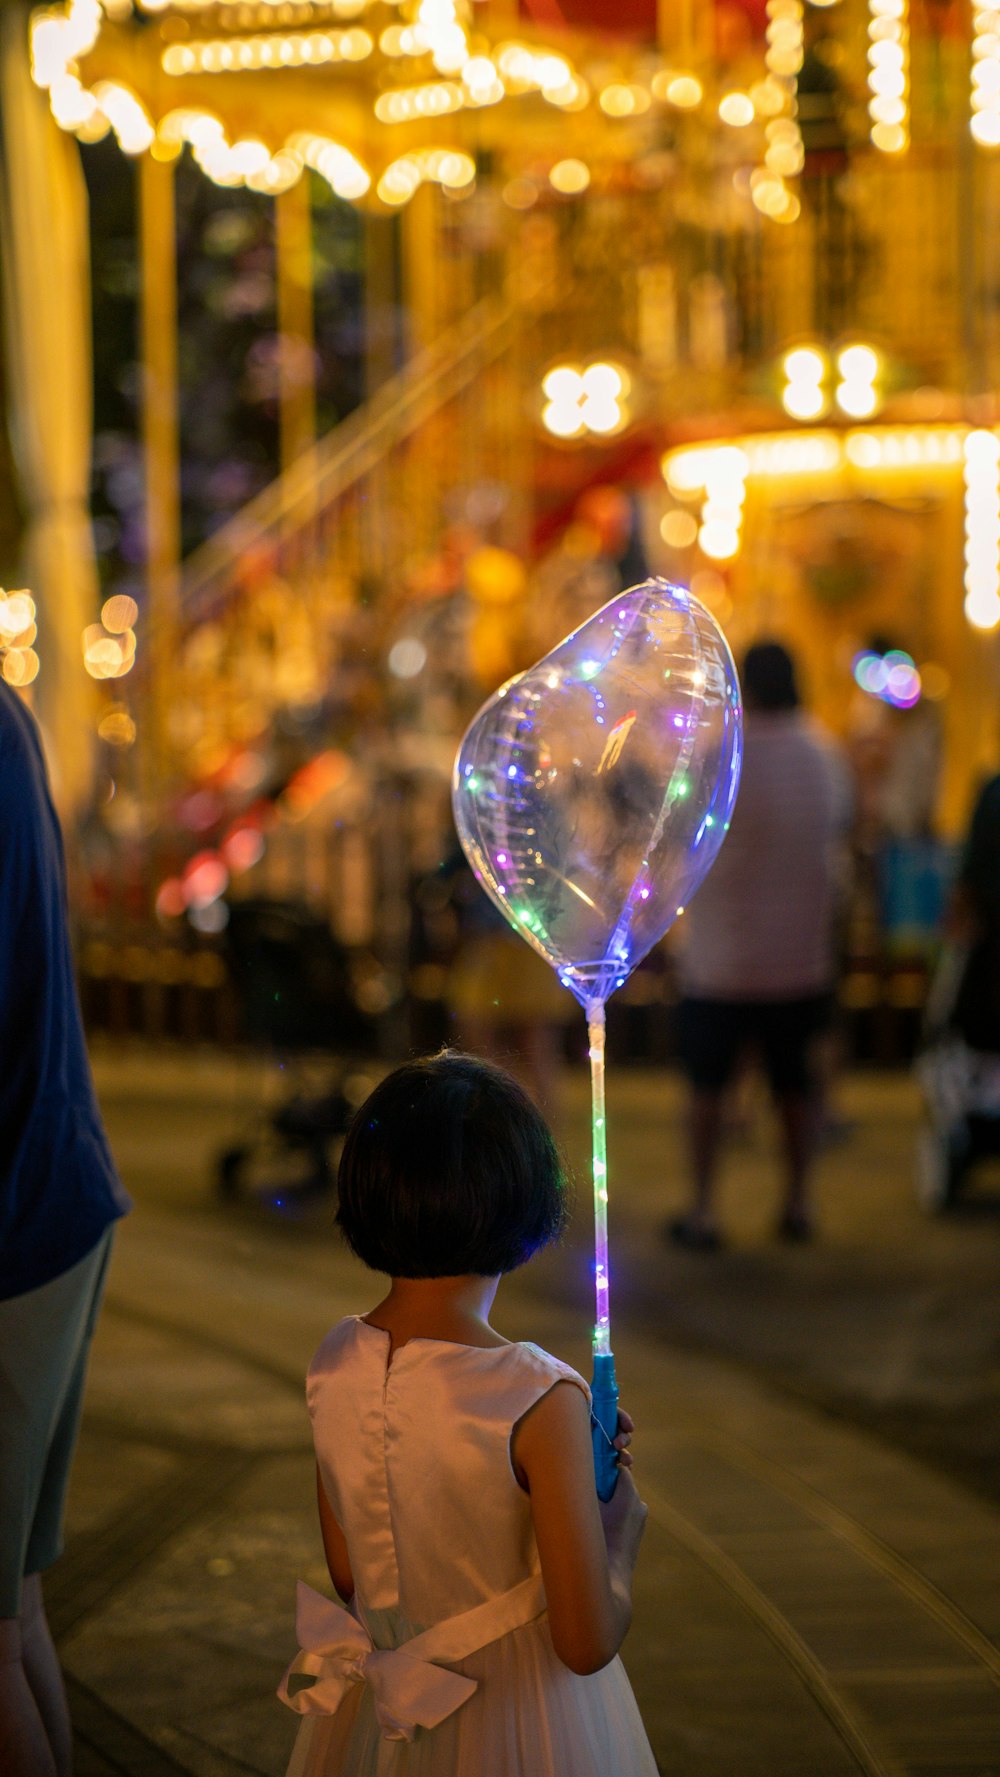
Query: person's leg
19 1575 70 1777
761 997 828 1236
0 1232 115 1777
0 1612 58 1777
671 1000 741 1247
686 1086 728 1237
774 1090 820 1233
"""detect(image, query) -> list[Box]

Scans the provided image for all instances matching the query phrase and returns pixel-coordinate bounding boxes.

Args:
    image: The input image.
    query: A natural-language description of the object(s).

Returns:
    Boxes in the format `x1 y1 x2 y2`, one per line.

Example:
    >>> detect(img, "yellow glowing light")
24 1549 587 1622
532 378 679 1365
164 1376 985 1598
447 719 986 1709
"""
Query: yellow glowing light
751 172 792 217
462 57 503 105
541 361 629 439
543 403 585 439
428 149 475 188
378 160 421 205
965 590 1000 630
49 72 102 133
163 26 373 76
581 362 626 401
31 0 101 89
549 158 590 195
836 383 878 419
544 76 590 111
868 0 909 150
376 79 464 122
660 509 699 548
580 400 623 435
765 139 804 177
782 383 826 419
871 121 909 152
781 345 829 419
750 77 786 117
598 82 649 119
663 74 702 108
869 96 907 125
835 343 881 418
543 365 582 403
98 709 137 747
248 152 304 196
502 177 537 209
698 521 740 560
967 428 1000 466
102 594 139 634
91 82 154 155
600 83 634 117
719 91 755 127
289 132 370 201
663 448 718 495
0 591 36 637
964 430 1000 629
774 190 802 224
971 2 1000 147
783 346 826 384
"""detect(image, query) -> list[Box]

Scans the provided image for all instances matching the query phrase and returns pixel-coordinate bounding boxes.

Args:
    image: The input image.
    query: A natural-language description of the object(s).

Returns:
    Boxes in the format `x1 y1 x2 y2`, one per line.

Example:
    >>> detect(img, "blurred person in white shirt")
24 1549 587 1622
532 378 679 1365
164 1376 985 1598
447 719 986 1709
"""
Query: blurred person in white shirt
670 641 851 1250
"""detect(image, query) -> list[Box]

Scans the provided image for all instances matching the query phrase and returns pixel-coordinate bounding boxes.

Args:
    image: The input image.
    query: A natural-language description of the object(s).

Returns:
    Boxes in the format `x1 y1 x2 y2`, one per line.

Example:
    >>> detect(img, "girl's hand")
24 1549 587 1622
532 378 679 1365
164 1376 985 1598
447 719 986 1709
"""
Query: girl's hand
598 1468 648 1575
612 1406 635 1470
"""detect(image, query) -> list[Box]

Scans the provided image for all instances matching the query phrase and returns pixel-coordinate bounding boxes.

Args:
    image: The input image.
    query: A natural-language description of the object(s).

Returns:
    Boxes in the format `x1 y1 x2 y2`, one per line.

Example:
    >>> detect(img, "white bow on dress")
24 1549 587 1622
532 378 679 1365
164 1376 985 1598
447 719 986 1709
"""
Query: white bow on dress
277 1583 478 1742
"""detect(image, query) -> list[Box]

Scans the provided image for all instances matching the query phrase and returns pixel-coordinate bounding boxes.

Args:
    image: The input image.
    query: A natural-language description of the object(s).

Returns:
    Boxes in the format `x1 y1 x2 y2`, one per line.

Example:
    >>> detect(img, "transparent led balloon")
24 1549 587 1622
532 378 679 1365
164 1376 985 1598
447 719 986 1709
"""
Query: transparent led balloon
453 579 743 1011
452 579 742 1496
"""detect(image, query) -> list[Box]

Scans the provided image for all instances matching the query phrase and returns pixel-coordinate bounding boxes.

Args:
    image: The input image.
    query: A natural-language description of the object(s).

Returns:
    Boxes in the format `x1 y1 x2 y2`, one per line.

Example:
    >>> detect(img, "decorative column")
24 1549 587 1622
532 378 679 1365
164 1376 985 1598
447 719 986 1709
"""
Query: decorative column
363 210 398 399
401 183 439 358
275 173 317 473
139 151 180 780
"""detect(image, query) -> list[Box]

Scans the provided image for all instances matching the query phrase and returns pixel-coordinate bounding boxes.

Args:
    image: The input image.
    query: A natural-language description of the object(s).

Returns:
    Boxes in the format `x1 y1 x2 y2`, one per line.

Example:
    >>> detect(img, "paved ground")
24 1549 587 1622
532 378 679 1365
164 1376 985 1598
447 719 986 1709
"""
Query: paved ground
57 1047 1000 1776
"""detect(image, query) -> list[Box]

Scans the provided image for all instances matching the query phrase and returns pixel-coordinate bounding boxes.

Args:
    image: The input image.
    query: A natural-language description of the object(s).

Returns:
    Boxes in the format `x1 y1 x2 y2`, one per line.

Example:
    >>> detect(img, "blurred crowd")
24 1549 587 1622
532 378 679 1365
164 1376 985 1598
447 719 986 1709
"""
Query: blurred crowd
73 474 1000 1231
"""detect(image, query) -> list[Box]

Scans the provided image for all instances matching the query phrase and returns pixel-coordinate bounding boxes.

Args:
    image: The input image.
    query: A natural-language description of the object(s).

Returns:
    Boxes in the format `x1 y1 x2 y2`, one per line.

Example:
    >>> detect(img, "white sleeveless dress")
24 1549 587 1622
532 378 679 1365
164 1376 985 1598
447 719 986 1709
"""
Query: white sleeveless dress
279 1316 659 1776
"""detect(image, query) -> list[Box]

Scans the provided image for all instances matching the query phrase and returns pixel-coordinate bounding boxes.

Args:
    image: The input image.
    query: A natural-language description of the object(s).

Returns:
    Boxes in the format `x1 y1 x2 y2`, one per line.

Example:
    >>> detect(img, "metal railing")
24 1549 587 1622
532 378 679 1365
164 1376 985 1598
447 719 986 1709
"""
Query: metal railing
178 290 539 630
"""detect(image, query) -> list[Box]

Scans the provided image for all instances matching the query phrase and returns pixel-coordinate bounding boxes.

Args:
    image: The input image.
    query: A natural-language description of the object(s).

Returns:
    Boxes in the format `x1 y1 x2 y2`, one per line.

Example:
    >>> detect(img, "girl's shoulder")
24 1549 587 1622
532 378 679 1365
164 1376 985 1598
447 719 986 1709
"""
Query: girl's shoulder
512 1340 591 1405
305 1317 590 1407
307 1313 371 1382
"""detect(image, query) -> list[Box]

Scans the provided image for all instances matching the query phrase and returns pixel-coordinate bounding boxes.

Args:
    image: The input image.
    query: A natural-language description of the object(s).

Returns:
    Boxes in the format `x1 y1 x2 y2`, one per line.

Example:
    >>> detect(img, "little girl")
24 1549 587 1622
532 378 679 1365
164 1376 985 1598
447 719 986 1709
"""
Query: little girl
278 1051 658 1777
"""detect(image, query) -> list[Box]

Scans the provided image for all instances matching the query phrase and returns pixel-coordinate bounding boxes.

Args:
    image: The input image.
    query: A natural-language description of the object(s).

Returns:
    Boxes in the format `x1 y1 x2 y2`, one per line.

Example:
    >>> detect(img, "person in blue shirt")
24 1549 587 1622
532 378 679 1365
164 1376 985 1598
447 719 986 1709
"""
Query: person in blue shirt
0 681 129 1776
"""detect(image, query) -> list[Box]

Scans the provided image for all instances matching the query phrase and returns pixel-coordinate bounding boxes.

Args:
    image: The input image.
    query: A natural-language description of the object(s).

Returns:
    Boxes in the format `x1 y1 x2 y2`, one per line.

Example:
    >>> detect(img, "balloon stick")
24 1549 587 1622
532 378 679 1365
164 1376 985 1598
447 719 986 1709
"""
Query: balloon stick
451 581 745 1500
588 1002 611 1356
588 1000 619 1500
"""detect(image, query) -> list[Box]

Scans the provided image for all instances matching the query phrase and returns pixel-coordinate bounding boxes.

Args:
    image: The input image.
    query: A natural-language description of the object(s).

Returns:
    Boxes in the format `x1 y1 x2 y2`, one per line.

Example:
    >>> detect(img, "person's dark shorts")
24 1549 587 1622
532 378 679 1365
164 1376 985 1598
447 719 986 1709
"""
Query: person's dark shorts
677 993 833 1096
0 1229 114 1617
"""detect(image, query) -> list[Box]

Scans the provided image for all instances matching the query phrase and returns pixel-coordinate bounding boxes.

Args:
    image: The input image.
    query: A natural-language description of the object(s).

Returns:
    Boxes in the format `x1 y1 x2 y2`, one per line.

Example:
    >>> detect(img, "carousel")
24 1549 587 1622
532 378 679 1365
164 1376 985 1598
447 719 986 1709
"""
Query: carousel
2 0 999 992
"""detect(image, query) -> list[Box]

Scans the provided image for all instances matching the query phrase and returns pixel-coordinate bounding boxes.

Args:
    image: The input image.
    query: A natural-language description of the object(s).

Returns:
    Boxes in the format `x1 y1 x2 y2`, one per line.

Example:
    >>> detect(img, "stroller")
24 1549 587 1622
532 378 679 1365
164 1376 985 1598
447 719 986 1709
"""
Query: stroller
216 898 381 1204
915 937 1000 1210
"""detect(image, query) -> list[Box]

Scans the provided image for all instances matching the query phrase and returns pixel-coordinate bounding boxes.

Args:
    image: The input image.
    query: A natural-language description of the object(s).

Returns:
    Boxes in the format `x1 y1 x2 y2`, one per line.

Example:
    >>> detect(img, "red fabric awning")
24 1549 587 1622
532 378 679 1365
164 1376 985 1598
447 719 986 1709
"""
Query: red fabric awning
517 0 768 43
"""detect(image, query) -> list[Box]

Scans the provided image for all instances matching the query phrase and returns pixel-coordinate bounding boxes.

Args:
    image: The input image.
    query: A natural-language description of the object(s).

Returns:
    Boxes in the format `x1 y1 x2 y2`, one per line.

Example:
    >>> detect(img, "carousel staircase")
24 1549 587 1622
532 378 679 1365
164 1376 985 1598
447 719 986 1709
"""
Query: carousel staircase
178 288 541 631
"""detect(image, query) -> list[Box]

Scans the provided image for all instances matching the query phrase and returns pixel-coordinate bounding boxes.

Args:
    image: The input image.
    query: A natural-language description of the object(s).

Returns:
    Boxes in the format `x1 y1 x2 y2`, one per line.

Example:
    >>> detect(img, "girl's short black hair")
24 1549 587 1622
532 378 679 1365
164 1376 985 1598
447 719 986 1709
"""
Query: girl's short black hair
336 1052 569 1278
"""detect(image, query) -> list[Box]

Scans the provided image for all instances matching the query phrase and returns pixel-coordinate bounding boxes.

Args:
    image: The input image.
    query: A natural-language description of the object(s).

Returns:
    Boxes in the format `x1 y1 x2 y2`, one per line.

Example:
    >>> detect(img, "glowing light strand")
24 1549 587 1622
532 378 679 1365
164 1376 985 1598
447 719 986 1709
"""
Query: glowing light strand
750 0 804 224
868 0 909 154
971 2 1000 148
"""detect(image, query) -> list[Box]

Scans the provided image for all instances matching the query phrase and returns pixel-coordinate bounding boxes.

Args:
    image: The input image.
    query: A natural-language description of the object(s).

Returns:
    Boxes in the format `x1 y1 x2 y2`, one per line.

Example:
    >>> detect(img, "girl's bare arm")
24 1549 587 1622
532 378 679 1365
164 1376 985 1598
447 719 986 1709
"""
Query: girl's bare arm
512 1382 646 1675
316 1463 355 1603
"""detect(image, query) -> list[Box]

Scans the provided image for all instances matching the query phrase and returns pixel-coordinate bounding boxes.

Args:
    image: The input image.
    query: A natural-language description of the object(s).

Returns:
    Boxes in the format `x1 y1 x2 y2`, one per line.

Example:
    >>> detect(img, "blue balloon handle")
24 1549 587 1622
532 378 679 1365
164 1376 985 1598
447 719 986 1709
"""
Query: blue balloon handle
591 1351 619 1501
